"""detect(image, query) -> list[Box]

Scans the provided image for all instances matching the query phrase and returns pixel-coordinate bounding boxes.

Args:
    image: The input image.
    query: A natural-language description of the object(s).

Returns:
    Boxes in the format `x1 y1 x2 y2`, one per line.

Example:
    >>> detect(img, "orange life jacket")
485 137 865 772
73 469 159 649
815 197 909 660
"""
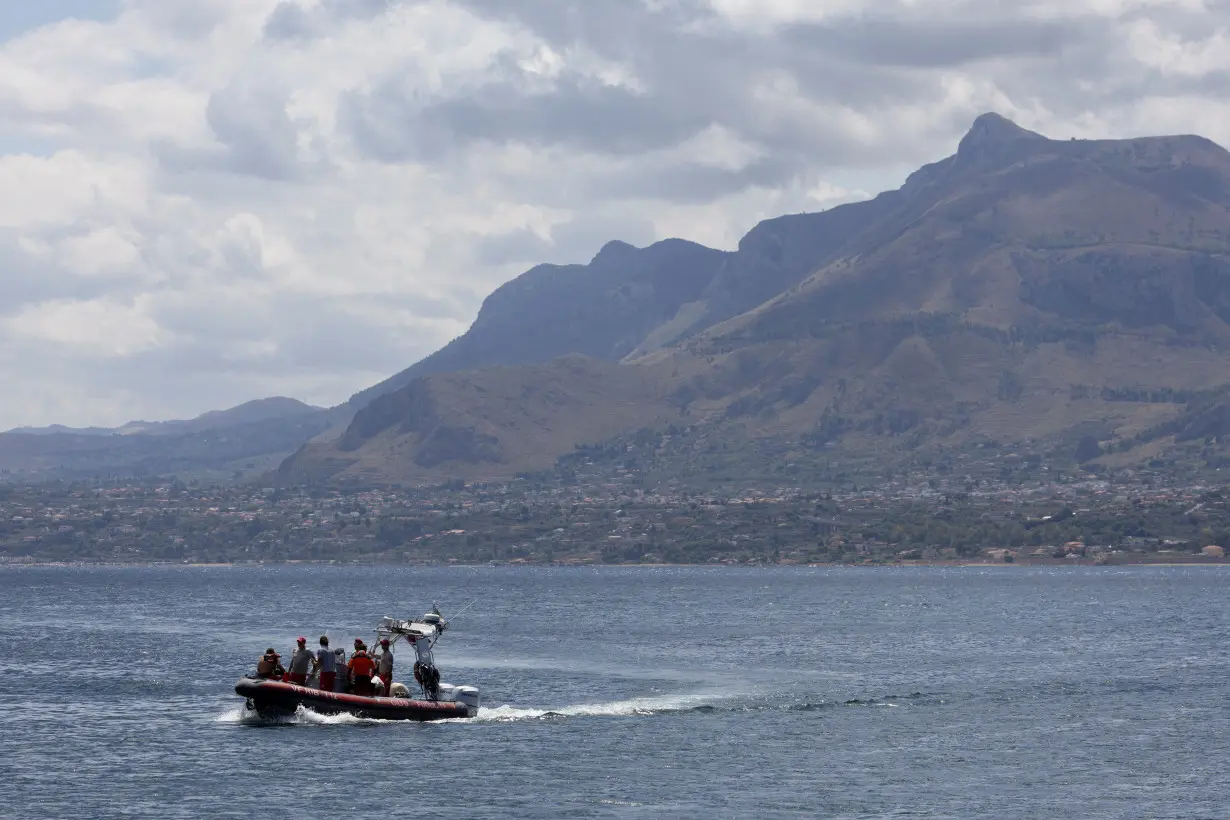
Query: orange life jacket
349 651 376 678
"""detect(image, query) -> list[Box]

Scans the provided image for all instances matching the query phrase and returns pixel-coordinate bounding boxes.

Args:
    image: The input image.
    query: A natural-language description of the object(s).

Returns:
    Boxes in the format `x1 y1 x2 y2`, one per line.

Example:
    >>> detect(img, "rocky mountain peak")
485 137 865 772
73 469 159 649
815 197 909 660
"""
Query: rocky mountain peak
955 112 1048 167
960 112 1045 148
591 239 639 267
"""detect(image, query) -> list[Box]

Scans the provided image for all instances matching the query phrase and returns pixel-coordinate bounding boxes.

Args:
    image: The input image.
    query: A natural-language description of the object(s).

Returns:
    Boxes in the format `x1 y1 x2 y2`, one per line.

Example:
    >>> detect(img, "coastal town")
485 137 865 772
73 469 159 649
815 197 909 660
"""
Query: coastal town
3 458 1227 566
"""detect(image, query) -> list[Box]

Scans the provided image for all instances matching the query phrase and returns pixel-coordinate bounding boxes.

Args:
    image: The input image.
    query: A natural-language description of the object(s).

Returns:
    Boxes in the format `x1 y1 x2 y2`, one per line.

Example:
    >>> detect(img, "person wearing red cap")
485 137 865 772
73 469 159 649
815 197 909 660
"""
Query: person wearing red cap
285 637 314 685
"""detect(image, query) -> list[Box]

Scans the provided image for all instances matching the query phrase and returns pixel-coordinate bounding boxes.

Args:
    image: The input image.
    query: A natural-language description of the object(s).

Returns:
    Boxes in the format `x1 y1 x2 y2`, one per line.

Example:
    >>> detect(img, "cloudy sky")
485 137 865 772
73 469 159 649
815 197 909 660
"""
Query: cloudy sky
1 0 1228 429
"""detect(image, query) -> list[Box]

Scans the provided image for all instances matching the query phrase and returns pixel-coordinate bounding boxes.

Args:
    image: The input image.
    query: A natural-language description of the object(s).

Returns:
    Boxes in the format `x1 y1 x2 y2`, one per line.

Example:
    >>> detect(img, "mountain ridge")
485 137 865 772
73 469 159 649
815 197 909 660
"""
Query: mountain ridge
0 397 341 481
7 397 323 437
347 238 731 408
281 112 1230 485
12 112 1230 486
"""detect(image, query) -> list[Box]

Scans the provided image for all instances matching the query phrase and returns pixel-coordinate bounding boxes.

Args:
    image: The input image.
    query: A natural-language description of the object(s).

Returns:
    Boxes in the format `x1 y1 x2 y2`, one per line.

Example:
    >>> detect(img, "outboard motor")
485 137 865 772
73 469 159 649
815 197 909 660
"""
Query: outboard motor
454 686 480 710
333 648 348 692
437 683 481 712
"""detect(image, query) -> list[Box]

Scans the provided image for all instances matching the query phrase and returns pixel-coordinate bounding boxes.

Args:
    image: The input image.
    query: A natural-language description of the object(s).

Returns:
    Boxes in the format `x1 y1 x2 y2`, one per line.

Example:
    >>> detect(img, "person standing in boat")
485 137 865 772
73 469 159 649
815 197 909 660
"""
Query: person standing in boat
346 637 365 690
373 638 394 695
312 635 337 692
348 641 377 696
285 637 314 685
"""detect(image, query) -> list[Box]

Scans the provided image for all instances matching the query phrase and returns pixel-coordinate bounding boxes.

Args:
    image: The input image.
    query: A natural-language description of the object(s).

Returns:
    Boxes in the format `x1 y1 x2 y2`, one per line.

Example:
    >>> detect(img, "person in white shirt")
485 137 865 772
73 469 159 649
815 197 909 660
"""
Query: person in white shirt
373 638 394 695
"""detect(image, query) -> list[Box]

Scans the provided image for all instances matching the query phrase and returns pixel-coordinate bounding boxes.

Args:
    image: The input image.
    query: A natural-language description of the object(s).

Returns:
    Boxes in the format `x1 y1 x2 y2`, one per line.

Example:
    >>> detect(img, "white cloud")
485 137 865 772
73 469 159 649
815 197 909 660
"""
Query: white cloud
1 0 1229 428
705 0 868 27
4 297 164 356
57 227 142 276
0 151 147 228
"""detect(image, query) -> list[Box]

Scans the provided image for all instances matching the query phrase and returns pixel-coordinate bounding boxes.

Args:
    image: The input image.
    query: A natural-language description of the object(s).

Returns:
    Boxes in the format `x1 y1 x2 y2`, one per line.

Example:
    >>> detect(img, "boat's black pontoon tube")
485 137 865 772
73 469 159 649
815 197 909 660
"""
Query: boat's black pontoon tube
234 678 473 721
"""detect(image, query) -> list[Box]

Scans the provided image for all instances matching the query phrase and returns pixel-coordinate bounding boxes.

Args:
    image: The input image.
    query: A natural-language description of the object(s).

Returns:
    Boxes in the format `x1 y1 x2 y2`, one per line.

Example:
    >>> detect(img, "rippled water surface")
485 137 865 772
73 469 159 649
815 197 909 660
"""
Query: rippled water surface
1 565 1226 819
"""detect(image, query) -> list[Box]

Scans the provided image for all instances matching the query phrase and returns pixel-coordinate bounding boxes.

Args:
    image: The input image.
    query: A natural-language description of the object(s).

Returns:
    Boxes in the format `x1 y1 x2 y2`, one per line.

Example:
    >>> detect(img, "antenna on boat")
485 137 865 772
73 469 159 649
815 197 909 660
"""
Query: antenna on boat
441 596 481 627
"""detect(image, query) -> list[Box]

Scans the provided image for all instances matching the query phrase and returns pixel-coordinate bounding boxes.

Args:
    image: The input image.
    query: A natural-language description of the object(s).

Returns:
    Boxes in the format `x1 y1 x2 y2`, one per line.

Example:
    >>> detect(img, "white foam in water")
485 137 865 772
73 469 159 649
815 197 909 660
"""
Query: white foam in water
214 704 386 726
290 709 357 725
213 705 301 726
215 690 743 726
474 690 734 723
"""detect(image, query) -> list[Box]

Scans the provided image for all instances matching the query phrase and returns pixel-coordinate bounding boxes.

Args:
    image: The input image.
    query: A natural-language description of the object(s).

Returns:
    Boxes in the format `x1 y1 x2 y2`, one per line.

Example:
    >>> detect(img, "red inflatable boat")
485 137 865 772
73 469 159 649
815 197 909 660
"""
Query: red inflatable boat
235 609 480 722
235 677 478 721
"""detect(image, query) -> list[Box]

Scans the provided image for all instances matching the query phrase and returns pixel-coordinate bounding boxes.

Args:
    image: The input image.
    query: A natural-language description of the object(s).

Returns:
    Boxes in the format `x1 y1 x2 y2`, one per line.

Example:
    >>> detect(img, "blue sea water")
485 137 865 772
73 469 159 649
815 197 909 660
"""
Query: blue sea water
0 565 1226 819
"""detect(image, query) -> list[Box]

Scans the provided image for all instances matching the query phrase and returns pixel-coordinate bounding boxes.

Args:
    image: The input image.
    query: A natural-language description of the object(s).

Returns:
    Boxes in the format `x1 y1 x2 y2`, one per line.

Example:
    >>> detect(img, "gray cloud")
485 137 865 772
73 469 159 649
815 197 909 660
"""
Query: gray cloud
337 0 1088 183
122 0 235 38
471 227 553 267
587 156 799 204
342 71 713 161
152 86 311 181
0 247 104 314
263 0 396 41
261 2 317 41
204 84 304 180
108 292 458 411
152 81 338 184
339 0 1222 181
4 0 1230 427
472 210 658 268
782 16 1083 68
435 0 714 54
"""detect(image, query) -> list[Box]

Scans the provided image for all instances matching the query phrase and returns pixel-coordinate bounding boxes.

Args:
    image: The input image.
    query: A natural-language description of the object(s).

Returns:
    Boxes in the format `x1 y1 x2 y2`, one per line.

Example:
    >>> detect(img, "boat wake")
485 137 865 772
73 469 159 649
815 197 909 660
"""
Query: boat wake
470 690 944 722
473 690 733 722
213 704 388 727
215 690 946 726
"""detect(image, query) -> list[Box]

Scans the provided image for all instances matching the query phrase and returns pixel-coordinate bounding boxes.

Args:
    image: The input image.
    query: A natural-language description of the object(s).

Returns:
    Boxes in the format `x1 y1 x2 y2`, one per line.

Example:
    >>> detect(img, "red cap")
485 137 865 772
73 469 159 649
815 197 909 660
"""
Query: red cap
380 638 389 646
296 637 306 643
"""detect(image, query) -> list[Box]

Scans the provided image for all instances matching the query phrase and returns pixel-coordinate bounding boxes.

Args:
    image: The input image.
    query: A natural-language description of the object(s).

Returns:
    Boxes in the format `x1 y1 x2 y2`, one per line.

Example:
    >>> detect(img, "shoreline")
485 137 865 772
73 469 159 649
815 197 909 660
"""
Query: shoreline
2 558 1226 569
